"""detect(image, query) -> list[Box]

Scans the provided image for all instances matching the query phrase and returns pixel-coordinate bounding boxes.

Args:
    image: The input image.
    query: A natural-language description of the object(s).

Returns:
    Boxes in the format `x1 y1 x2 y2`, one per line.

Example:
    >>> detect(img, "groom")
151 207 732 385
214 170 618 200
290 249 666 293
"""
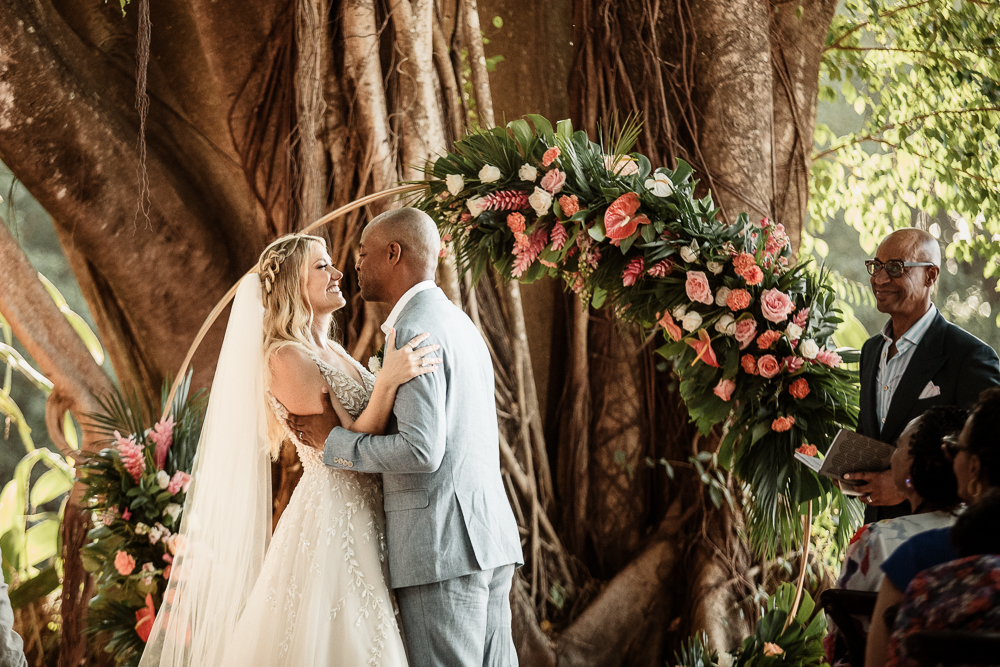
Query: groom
290 207 523 666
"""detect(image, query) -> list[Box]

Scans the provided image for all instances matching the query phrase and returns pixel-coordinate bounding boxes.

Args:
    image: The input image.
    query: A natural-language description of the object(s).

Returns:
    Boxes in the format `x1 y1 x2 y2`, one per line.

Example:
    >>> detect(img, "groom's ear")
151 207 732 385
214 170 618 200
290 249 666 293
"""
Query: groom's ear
387 241 403 265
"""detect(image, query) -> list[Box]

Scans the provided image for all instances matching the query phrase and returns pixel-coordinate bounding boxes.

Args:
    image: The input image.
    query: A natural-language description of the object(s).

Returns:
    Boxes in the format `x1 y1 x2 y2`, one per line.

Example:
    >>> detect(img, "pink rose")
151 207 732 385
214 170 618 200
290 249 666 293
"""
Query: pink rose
760 288 795 323
542 147 561 166
713 379 736 402
168 471 192 495
757 354 781 379
685 271 713 305
540 169 566 194
115 550 136 576
734 318 758 350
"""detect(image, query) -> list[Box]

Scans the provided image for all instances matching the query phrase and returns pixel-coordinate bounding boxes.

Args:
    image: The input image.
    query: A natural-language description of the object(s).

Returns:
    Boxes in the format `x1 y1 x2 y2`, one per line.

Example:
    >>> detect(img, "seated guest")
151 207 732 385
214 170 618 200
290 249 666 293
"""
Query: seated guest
0 548 27 667
824 408 965 664
865 387 1000 667
838 406 966 593
884 488 1000 667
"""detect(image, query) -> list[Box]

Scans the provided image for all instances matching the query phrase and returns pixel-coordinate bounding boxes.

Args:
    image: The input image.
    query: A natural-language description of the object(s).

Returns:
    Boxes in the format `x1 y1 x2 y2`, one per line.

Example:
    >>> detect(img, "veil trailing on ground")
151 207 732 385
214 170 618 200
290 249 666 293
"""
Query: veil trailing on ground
139 275 272 667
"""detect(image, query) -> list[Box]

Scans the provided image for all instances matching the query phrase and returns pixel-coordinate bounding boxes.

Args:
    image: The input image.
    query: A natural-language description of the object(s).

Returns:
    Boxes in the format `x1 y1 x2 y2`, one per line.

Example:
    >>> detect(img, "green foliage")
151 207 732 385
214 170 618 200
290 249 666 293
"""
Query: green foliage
415 115 862 559
673 632 721 667
814 1 1000 291
733 583 826 667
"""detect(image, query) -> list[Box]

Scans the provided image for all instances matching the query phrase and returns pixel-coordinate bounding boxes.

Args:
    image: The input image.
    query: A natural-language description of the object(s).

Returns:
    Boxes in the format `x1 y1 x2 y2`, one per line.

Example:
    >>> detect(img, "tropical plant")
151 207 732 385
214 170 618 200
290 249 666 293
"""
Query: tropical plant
0 279 100 607
414 115 863 557
732 583 826 667
79 374 205 666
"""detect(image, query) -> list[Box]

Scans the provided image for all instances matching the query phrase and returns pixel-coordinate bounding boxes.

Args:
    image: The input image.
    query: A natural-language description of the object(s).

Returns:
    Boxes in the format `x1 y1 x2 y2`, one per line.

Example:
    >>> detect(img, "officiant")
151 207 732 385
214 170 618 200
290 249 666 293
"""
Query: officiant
848 228 1000 522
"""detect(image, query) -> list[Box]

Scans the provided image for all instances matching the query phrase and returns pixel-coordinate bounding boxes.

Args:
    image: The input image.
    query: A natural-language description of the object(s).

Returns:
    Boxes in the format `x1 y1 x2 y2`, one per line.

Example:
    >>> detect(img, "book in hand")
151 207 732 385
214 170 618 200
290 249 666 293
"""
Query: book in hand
793 428 895 497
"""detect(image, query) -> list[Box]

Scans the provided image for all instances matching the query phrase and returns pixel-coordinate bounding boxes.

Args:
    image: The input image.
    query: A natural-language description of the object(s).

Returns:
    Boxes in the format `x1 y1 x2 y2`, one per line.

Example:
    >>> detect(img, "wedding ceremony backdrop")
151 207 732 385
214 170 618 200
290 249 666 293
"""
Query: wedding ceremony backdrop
0 0 998 665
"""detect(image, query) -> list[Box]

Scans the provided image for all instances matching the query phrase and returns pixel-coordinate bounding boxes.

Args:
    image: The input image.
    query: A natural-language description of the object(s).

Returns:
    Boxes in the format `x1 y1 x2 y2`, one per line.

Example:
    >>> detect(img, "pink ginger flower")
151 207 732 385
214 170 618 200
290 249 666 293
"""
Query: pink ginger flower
550 224 569 251
783 356 804 373
512 228 548 278
622 257 645 286
116 431 146 483
647 259 673 277
815 348 842 368
168 471 192 495
793 308 809 328
150 416 175 470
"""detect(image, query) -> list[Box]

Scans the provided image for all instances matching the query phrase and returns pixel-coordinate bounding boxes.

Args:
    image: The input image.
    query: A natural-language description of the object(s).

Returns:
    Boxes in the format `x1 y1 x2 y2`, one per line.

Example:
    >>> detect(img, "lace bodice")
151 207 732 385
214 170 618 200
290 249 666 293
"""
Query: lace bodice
267 342 377 471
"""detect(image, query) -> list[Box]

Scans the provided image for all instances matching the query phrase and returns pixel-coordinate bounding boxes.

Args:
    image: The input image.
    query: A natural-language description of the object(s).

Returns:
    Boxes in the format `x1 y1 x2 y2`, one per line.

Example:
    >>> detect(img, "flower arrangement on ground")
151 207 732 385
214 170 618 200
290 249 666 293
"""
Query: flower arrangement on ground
80 374 205 666
415 114 862 556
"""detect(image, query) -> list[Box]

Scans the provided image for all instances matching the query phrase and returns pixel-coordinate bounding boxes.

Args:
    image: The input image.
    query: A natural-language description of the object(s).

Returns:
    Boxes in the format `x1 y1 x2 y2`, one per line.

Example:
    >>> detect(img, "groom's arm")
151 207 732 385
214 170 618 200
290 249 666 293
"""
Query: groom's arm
323 338 447 474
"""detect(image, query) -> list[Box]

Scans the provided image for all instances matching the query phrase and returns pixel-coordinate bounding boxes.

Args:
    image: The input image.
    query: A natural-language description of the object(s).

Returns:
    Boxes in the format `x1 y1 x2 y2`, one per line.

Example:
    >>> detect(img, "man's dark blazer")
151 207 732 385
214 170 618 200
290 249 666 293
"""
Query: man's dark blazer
858 309 1000 521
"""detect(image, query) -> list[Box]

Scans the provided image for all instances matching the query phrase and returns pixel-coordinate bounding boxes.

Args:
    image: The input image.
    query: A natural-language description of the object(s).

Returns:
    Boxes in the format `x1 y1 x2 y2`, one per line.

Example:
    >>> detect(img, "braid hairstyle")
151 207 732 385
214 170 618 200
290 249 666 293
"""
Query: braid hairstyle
256 233 328 457
908 406 967 513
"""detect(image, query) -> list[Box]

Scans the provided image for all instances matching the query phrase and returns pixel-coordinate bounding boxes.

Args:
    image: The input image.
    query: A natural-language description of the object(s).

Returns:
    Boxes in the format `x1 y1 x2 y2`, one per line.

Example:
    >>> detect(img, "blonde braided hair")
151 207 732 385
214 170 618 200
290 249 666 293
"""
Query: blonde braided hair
256 233 330 458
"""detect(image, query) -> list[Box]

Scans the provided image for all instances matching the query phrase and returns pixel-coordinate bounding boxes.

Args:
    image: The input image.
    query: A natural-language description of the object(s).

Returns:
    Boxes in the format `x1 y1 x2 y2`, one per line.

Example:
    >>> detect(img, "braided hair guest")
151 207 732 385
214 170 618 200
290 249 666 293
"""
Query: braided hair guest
139 234 440 667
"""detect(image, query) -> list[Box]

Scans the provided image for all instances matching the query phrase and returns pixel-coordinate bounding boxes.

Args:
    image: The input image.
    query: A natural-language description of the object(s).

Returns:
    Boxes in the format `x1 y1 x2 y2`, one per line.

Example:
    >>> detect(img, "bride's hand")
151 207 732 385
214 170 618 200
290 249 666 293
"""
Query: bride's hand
379 328 441 388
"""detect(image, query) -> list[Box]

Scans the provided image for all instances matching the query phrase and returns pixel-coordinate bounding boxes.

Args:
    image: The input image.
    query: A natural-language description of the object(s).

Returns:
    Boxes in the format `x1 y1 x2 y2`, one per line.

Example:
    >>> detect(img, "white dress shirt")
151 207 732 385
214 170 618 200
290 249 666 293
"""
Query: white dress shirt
875 303 938 426
381 280 437 335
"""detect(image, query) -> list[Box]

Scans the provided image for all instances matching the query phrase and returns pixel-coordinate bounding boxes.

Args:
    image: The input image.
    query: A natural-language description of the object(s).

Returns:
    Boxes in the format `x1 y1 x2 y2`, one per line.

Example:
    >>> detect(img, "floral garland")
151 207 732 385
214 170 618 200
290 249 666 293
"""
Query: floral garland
80 376 205 666
415 115 862 556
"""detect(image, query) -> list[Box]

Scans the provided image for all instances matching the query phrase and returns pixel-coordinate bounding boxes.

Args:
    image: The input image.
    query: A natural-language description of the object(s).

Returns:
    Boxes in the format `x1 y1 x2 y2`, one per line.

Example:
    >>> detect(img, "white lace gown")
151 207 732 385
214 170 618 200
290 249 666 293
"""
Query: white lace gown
219 346 408 667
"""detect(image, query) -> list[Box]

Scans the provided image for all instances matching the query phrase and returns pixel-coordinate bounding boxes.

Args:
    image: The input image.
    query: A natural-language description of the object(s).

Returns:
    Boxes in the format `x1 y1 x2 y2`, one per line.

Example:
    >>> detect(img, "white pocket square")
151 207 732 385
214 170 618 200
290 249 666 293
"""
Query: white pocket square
918 381 941 399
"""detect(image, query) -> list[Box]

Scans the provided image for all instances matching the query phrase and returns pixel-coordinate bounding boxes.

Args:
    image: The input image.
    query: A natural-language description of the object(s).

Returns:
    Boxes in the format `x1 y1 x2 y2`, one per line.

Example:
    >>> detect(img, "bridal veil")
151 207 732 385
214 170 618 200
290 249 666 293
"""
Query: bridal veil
139 275 272 667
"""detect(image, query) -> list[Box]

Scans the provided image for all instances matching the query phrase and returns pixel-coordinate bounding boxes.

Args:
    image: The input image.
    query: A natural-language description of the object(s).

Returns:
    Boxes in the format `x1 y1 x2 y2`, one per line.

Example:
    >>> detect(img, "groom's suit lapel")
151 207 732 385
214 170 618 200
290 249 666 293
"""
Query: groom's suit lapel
879 312 949 441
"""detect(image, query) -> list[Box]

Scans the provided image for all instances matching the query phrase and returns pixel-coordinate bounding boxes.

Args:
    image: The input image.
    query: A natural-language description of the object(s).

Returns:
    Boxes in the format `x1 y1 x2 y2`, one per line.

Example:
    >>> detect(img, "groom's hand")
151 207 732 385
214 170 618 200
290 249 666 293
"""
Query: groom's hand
287 394 339 451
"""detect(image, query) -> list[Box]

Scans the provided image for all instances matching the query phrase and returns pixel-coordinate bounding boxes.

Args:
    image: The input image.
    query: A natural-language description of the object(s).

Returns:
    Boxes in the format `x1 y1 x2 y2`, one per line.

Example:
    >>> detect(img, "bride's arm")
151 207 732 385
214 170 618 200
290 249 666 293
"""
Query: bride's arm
339 328 441 435
269 346 342 428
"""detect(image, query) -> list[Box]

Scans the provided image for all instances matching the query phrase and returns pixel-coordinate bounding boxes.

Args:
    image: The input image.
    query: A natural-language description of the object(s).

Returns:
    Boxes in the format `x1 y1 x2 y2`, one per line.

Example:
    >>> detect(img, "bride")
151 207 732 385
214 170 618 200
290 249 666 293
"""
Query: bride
139 233 440 667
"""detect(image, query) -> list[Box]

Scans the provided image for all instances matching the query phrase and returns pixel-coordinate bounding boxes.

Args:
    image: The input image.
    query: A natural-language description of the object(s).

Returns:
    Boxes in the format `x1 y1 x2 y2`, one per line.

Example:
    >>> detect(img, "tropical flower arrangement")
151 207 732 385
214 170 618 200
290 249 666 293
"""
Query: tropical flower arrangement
79 374 205 666
415 115 862 556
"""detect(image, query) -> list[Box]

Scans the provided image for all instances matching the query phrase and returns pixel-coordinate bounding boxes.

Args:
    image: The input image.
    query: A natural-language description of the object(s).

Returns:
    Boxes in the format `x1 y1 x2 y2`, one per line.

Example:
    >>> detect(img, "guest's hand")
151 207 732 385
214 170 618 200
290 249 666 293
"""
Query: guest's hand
844 469 905 506
287 393 340 451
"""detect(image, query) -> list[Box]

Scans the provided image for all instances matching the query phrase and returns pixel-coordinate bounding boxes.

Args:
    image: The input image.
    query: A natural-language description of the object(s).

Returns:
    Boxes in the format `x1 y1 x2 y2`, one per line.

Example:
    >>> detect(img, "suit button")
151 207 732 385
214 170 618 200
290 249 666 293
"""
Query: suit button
882 418 886 423
883 386 888 390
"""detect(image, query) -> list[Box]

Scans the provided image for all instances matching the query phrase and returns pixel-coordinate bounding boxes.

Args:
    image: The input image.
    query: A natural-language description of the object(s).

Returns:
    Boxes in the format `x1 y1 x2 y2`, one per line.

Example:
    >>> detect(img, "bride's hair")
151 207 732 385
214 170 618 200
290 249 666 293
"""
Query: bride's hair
257 233 329 457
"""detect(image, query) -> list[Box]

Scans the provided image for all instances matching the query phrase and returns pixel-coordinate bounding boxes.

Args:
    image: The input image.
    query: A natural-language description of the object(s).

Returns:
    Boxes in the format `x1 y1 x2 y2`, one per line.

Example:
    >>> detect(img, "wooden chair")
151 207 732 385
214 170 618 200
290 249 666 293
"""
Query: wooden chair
818 588 879 667
904 630 1000 666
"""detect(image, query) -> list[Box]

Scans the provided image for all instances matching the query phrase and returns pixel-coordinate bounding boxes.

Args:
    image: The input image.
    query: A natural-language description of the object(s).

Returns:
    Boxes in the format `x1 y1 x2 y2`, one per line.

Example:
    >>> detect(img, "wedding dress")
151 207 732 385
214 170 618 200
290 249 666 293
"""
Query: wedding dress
139 277 407 667
219 346 409 666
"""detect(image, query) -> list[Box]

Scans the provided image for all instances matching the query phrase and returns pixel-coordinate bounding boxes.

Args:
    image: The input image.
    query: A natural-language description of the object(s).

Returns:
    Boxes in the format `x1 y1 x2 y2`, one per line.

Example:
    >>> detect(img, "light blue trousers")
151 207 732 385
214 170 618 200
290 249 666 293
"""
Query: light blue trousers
395 564 518 667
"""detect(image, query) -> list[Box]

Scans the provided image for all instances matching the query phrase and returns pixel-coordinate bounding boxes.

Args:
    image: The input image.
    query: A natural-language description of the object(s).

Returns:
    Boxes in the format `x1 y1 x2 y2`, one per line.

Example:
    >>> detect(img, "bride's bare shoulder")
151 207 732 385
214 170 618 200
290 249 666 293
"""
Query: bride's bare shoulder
268 344 327 415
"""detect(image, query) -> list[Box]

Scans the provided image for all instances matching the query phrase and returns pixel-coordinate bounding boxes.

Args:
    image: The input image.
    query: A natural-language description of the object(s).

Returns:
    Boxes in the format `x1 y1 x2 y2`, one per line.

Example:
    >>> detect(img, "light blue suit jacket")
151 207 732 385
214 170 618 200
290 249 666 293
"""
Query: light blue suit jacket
324 287 523 589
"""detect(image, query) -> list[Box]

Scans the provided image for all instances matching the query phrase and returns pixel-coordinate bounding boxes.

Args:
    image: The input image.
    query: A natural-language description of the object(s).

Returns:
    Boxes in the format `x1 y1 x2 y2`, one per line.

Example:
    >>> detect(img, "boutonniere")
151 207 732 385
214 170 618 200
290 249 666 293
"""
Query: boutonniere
368 342 385 375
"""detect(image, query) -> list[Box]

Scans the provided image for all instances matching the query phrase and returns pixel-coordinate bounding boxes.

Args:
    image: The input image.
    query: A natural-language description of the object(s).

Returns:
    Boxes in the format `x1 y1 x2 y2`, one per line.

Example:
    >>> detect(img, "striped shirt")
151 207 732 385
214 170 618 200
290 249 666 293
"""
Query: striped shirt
876 304 938 428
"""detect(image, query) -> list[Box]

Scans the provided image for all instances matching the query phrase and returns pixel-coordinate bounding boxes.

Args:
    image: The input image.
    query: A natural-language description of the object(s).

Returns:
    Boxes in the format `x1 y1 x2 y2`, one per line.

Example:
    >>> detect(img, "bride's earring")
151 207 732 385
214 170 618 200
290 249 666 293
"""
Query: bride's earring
905 477 912 487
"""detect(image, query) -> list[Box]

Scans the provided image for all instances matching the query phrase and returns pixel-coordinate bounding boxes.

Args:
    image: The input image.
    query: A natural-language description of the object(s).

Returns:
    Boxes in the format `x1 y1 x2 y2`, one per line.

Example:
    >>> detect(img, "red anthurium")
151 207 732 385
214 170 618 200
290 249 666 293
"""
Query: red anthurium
135 594 157 642
604 192 642 239
685 328 720 368
658 311 684 341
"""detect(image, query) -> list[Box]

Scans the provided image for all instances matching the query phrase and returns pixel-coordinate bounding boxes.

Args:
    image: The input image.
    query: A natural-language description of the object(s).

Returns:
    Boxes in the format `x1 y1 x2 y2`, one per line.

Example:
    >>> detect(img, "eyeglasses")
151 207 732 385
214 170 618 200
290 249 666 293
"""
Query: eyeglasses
941 433 968 461
865 259 936 278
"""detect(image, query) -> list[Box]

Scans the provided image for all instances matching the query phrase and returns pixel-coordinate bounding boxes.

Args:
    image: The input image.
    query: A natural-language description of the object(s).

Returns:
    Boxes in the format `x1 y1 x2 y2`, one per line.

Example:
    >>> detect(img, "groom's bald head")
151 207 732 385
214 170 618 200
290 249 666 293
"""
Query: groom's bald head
357 208 440 303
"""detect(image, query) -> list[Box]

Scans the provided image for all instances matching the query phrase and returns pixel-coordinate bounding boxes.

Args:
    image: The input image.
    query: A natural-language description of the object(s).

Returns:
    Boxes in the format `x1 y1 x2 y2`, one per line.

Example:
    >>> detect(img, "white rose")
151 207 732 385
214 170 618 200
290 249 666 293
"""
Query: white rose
707 261 724 275
367 356 382 375
156 470 171 489
445 174 464 196
135 522 150 535
467 196 486 218
643 172 675 197
518 164 538 182
715 314 736 336
528 186 553 217
163 503 182 523
715 286 731 307
681 311 703 332
479 164 501 183
679 241 699 263
799 339 819 359
785 322 803 340
672 304 687 319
